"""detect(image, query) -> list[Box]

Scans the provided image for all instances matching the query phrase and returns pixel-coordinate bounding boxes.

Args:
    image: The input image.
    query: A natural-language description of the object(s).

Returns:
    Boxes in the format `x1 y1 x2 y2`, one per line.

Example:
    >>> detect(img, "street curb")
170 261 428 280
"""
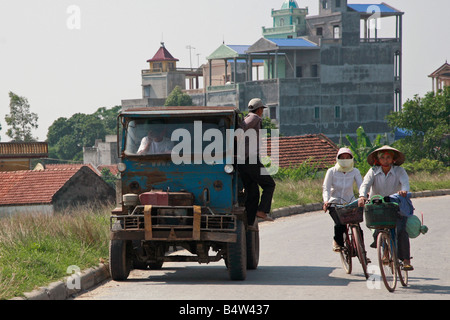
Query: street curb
14 189 450 300
12 263 110 300
271 189 450 219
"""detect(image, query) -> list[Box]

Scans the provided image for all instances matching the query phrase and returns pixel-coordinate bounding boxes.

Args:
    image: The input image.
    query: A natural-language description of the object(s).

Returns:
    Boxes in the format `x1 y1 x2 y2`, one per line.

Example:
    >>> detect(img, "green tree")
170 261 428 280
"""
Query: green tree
387 87 450 165
47 106 120 161
101 167 118 190
164 86 193 106
5 91 39 141
93 105 121 135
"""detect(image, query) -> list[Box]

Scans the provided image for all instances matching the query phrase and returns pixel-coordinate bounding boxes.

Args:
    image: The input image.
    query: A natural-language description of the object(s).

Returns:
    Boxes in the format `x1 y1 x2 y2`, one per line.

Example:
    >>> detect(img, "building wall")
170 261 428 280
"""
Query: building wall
52 166 115 210
0 204 53 217
83 135 118 167
0 159 31 171
142 72 186 99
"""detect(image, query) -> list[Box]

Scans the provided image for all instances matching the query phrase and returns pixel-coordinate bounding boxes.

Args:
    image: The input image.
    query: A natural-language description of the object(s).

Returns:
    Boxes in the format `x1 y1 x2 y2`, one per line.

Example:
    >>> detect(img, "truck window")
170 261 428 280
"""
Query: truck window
123 117 230 157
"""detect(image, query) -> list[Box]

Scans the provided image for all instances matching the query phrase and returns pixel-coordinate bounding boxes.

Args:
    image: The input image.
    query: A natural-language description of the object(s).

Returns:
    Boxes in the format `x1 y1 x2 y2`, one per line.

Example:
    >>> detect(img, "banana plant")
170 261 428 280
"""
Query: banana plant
345 126 386 174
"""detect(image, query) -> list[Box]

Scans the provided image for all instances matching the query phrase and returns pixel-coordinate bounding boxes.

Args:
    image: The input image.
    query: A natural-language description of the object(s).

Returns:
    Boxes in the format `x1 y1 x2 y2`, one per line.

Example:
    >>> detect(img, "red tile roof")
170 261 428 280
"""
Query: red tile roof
262 134 338 169
45 163 100 175
0 165 99 206
147 44 179 62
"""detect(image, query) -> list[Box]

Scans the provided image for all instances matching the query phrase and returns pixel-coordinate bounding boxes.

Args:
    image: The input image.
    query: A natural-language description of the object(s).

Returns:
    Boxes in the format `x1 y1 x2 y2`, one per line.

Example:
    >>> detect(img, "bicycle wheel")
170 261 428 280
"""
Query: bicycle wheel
397 261 409 287
340 229 352 274
352 226 369 279
377 231 397 292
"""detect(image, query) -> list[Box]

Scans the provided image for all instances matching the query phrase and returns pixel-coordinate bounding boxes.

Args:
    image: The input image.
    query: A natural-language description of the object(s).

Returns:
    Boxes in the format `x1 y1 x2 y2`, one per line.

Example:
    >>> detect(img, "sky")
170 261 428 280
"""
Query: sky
0 0 449 142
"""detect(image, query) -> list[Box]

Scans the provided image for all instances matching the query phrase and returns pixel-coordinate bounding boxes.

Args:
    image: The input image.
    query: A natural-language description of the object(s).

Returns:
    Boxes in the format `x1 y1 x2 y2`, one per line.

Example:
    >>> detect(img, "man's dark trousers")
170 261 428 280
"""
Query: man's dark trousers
238 160 276 225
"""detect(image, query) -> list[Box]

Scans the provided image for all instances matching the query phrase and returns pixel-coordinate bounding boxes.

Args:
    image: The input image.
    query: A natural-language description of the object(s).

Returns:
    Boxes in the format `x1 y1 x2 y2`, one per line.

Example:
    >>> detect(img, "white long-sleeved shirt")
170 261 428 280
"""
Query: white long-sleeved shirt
359 165 410 198
137 136 174 155
322 165 363 204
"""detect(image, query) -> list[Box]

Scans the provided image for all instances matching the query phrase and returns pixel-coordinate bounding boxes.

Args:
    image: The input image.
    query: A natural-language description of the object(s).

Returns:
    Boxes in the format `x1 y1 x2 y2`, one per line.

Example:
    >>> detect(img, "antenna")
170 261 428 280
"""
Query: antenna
186 45 196 70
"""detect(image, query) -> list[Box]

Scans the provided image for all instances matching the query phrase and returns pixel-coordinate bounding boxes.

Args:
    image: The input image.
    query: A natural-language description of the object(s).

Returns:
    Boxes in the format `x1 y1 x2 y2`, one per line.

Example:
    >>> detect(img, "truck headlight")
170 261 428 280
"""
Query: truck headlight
117 163 126 172
224 164 234 174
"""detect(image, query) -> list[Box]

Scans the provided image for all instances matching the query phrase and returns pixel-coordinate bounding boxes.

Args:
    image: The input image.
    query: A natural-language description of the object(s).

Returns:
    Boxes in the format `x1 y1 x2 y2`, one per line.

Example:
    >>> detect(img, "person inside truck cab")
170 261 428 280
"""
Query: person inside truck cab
137 125 174 155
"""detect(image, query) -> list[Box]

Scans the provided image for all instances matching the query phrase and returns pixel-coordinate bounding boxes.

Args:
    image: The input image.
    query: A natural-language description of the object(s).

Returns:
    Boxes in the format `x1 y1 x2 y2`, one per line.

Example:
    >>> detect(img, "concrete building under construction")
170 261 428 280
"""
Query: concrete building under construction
122 0 404 142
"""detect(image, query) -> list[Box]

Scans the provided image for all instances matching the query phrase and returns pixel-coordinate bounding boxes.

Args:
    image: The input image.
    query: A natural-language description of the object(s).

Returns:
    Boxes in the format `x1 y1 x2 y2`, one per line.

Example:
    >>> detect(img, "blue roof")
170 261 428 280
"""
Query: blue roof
227 45 251 55
348 3 401 14
267 38 318 48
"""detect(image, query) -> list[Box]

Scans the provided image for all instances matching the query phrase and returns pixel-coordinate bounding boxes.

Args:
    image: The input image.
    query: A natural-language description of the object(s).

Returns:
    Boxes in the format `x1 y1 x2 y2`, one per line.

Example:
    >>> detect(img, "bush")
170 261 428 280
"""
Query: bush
271 158 324 181
402 159 449 174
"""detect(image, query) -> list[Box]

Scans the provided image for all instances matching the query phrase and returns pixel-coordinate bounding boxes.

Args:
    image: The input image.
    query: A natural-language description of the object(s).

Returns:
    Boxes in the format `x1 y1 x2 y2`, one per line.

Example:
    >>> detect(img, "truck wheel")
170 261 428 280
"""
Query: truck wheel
148 261 164 270
246 219 260 270
109 240 132 281
227 219 247 280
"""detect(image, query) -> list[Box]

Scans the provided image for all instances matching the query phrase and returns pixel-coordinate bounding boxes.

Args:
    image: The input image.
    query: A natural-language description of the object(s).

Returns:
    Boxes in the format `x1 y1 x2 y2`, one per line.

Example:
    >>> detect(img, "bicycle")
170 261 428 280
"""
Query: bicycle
329 201 369 279
364 195 408 292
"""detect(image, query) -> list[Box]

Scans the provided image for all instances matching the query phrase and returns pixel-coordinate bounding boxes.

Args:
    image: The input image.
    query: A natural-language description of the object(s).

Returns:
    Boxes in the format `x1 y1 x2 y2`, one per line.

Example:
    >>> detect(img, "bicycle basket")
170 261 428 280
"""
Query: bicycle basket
364 196 399 229
335 205 363 225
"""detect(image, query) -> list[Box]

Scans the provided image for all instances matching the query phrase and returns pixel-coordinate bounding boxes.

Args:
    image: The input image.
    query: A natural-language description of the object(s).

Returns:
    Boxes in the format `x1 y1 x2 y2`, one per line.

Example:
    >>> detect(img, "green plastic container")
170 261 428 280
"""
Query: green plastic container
364 195 399 229
406 215 429 238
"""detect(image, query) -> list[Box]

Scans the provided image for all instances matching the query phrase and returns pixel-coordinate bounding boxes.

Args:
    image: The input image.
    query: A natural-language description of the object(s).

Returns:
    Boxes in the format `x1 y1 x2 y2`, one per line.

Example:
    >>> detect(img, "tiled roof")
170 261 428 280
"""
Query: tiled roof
0 165 98 206
262 134 338 169
147 44 179 62
44 163 100 175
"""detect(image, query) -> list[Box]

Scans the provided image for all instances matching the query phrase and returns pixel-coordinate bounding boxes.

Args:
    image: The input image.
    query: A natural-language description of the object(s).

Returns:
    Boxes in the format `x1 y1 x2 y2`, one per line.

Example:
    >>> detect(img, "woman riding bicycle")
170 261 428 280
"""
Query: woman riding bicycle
323 148 363 252
357 146 414 271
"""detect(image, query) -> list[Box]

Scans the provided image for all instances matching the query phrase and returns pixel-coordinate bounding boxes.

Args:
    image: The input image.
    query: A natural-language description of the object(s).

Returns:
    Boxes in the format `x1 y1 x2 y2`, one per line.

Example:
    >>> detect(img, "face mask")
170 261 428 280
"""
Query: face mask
337 159 353 168
336 159 354 172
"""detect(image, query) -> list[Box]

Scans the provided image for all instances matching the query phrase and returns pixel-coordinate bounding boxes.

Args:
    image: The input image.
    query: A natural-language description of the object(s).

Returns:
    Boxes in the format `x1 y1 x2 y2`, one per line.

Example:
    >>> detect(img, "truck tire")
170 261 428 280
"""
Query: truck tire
109 240 132 281
246 220 259 270
227 219 247 280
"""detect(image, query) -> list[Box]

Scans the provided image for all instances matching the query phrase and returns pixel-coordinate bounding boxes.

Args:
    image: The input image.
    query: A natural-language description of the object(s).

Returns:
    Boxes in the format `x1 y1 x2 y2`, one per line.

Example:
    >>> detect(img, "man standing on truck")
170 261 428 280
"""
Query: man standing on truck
238 98 276 223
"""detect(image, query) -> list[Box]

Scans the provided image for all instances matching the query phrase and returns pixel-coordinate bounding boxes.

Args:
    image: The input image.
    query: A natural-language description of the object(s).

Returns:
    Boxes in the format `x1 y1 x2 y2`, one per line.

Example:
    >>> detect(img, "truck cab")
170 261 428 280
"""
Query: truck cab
109 106 259 281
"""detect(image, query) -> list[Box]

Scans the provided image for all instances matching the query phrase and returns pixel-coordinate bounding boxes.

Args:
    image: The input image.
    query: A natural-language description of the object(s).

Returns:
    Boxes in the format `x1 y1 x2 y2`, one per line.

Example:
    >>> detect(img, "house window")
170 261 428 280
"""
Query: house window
296 66 303 78
335 106 341 119
394 50 401 81
311 64 319 77
152 62 162 71
322 0 328 9
269 106 278 120
280 18 285 26
317 27 323 36
333 26 340 39
336 0 341 7
143 85 151 98
314 107 320 119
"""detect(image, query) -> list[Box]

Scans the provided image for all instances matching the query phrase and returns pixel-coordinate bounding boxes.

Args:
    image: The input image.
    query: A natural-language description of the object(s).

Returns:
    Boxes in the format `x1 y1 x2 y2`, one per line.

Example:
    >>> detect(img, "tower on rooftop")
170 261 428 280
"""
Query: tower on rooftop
262 0 309 38
147 42 179 72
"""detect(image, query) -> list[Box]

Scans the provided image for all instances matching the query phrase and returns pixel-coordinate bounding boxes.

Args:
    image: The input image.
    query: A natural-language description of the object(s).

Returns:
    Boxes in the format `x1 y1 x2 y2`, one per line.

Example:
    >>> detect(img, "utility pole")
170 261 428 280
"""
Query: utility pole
186 45 195 70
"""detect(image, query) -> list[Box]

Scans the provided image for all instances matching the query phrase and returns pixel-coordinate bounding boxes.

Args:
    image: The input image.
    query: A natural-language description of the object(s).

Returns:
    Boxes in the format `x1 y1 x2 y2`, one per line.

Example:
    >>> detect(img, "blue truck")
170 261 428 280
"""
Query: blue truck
109 106 259 281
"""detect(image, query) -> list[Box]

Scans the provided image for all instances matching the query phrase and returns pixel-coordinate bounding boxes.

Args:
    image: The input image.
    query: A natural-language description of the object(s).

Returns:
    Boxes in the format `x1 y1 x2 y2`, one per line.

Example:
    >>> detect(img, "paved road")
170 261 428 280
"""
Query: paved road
76 195 450 300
